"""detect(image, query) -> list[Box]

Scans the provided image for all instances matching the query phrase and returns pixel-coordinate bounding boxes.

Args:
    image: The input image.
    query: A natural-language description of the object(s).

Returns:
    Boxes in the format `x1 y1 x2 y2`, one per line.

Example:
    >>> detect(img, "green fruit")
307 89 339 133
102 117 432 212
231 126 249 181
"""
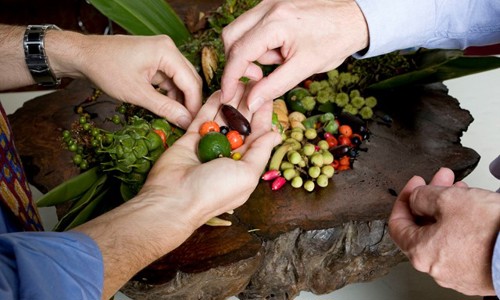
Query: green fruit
197 132 231 163
145 131 163 151
350 96 365 109
285 87 311 113
365 96 378 108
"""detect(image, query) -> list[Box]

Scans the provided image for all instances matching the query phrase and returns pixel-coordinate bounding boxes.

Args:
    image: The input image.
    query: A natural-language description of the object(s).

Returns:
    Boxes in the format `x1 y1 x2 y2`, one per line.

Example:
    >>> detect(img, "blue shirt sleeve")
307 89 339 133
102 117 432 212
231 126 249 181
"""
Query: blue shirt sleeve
354 0 500 58
0 230 103 300
492 233 500 295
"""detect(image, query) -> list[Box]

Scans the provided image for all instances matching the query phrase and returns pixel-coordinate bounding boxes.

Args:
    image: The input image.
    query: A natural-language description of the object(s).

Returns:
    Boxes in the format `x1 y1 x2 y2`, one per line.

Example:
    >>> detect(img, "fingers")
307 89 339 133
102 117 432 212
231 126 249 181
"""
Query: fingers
185 91 224 134
241 130 282 178
429 167 455 186
221 19 288 103
453 180 468 188
245 57 314 112
160 52 203 118
388 176 426 248
221 0 271 57
134 86 193 129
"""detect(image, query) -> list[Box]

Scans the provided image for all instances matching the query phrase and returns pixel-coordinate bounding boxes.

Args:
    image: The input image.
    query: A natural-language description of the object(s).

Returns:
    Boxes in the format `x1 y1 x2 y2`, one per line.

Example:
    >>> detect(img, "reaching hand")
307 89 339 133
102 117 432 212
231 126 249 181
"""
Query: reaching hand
220 0 369 112
50 33 203 129
389 167 500 296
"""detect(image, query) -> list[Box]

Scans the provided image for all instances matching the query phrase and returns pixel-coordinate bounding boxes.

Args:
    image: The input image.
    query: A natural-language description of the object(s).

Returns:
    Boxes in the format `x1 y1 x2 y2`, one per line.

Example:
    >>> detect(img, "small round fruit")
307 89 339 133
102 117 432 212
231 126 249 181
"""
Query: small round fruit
199 121 220 136
226 130 244 150
197 132 231 163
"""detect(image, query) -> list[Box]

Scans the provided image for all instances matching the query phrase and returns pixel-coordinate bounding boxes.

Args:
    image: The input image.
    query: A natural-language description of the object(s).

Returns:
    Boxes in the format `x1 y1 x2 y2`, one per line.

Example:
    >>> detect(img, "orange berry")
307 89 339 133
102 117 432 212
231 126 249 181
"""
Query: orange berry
226 130 244 150
338 125 353 138
199 121 220 136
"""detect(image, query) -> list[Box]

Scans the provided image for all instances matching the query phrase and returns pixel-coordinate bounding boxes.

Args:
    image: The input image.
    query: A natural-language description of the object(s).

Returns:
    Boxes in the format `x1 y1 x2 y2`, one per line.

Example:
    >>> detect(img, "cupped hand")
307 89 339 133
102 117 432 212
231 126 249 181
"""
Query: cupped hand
142 82 282 231
389 168 500 295
220 0 369 112
74 34 202 129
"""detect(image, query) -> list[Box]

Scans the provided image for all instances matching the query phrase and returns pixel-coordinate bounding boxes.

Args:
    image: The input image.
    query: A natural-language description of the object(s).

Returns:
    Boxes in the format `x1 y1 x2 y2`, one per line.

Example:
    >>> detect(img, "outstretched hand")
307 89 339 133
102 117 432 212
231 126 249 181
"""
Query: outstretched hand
143 82 282 230
75 83 281 299
389 167 500 296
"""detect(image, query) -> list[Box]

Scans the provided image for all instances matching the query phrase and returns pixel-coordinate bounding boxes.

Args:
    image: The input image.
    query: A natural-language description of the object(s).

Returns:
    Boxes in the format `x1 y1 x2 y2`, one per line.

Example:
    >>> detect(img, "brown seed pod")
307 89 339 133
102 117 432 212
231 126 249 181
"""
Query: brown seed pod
201 46 218 84
221 104 251 136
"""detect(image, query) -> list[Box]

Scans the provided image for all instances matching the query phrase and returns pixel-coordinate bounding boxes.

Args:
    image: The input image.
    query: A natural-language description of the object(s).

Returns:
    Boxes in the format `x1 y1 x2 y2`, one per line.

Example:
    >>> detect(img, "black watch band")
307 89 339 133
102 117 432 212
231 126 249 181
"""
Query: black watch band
23 24 61 87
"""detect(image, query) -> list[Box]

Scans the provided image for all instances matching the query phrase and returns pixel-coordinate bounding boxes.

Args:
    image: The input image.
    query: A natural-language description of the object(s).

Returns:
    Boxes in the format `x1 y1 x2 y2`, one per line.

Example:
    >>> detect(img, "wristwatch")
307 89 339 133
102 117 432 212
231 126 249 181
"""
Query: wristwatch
23 24 61 87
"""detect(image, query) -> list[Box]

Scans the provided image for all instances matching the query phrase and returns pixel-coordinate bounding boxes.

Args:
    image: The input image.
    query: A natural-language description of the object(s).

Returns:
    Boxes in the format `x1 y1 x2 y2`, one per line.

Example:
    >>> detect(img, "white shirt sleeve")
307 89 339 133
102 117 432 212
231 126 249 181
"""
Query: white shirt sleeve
354 0 500 58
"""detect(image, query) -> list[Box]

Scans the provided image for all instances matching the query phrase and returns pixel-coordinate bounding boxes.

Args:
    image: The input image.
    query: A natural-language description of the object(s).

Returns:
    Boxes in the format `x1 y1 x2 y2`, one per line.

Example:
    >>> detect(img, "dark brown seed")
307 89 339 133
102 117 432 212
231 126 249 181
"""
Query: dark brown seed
221 104 251 136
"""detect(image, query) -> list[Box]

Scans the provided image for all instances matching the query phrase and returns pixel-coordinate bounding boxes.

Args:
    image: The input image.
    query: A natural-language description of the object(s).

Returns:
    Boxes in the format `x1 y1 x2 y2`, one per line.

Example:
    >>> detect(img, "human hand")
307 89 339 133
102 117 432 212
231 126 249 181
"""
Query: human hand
75 83 281 298
49 33 202 129
389 167 500 295
142 82 282 231
220 0 369 112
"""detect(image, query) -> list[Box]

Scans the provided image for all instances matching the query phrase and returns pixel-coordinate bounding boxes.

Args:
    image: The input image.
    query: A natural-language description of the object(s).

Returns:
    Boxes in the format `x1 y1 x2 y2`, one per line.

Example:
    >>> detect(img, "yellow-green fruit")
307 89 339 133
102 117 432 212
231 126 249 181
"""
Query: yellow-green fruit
197 132 231 163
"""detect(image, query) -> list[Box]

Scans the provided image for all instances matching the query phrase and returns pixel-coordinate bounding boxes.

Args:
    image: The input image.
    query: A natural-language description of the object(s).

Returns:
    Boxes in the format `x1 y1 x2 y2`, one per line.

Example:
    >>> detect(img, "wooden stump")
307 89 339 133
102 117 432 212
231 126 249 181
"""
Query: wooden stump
8 80 479 299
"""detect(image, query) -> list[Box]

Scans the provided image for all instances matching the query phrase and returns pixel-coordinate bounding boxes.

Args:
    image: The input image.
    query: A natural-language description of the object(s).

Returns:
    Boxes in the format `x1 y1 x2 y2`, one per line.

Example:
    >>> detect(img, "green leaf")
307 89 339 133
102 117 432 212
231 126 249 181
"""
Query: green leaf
63 187 110 231
52 174 109 231
87 0 191 45
367 50 500 91
120 182 135 201
36 167 100 207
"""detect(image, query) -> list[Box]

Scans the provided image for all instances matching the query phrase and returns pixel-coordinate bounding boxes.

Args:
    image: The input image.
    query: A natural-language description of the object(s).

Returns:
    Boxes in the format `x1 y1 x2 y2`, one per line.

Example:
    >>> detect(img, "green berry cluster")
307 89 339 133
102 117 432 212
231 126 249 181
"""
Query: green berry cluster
307 70 377 120
284 69 378 120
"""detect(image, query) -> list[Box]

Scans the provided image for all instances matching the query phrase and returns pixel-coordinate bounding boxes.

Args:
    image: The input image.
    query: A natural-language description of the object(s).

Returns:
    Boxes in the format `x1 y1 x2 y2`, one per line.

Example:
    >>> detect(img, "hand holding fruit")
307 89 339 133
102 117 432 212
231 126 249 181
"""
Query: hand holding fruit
389 168 500 296
142 83 282 229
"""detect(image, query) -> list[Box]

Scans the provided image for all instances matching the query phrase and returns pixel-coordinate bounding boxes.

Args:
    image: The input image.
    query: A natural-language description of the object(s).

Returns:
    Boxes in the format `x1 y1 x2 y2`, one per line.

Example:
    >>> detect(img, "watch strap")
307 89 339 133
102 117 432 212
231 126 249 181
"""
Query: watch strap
23 24 61 87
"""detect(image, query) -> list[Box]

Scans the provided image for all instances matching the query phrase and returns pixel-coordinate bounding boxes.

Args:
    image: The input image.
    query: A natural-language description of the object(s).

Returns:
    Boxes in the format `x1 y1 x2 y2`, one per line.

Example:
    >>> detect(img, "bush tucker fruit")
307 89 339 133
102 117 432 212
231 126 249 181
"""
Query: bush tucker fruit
197 132 231 163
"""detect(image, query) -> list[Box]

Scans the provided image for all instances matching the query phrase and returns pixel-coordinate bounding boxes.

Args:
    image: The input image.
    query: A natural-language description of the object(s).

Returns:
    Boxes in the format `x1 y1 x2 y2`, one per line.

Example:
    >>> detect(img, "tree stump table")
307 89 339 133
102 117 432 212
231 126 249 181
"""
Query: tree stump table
8 79 479 299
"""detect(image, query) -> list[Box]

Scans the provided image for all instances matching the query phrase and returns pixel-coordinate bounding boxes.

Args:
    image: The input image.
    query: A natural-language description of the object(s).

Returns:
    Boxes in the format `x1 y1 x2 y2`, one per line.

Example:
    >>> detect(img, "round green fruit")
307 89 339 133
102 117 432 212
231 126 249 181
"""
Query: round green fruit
197 132 231 163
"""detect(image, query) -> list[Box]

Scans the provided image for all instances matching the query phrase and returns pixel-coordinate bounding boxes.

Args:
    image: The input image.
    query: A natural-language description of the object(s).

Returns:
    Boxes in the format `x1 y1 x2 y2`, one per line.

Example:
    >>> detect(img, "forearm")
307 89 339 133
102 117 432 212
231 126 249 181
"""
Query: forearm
73 187 197 300
0 24 90 91
0 24 35 89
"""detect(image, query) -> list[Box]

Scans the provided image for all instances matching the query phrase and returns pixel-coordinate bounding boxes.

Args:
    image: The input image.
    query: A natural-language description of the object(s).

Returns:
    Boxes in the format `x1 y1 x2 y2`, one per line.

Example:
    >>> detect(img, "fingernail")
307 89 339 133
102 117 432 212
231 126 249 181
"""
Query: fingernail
248 96 264 113
176 115 191 129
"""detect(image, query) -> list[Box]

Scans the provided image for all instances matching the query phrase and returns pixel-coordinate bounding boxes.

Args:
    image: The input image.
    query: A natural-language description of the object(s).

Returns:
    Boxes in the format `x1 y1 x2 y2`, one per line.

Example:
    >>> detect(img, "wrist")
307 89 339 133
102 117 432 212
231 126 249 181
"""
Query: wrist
44 29 86 80
349 0 370 53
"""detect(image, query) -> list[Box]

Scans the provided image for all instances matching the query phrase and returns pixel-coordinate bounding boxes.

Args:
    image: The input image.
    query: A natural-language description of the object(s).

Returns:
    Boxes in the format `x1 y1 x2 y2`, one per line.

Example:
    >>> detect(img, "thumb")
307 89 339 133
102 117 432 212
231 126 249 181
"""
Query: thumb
388 175 426 249
141 86 193 129
241 131 282 177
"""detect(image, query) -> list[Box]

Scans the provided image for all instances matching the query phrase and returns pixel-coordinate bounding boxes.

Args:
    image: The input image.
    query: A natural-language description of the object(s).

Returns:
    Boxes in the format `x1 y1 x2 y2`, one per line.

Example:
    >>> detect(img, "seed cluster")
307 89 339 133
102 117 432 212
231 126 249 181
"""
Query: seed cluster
61 107 181 195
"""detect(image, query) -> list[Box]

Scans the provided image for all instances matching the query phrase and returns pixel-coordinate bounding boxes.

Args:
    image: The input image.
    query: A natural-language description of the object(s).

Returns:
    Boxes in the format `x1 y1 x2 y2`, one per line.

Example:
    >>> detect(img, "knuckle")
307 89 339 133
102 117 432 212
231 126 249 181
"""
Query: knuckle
227 39 245 59
221 27 233 46
409 252 431 274
434 188 455 207
268 1 296 19
156 99 179 119
155 35 175 48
